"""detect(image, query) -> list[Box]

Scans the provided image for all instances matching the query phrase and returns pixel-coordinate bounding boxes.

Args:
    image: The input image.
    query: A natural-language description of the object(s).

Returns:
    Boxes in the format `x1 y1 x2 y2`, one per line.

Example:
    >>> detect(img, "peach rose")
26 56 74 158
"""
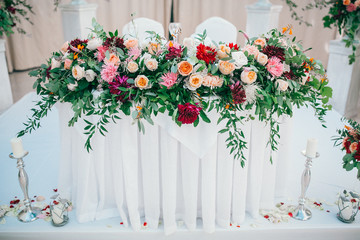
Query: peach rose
187 73 203 90
61 41 69 54
256 53 268 66
72 65 85 80
148 42 161 55
217 44 231 59
276 79 289 91
145 58 158 71
219 60 235 75
124 38 139 49
64 59 73 70
254 38 266 48
343 0 350 5
127 61 139 73
203 75 224 88
241 70 257 84
104 53 120 66
350 142 358 153
135 75 150 90
355 0 360 7
178 61 193 76
243 44 260 58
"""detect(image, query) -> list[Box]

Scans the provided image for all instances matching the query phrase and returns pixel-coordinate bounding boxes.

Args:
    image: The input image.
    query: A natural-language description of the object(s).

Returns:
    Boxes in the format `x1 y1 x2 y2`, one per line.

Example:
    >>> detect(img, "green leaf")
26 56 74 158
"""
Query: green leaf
200 111 211 123
193 117 200 127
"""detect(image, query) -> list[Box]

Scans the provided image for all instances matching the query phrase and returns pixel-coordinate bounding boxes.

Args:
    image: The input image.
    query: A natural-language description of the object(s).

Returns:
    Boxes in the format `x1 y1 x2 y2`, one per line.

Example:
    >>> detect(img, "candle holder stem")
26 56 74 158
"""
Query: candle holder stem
292 151 319 221
10 152 41 222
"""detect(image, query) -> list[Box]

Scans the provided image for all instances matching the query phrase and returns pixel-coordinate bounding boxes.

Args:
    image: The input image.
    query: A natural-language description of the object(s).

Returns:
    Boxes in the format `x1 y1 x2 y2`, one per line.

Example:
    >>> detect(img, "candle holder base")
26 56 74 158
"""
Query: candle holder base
17 207 41 223
293 204 312 221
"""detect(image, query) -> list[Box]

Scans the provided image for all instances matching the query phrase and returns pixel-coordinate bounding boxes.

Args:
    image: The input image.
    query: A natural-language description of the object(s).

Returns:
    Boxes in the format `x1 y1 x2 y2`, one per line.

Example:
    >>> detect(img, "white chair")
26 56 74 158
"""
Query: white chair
122 18 165 44
193 17 237 44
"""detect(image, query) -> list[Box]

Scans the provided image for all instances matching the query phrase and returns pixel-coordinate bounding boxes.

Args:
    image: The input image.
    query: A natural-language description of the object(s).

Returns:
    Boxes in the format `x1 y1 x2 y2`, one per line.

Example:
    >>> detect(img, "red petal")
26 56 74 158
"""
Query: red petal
264 215 269 219
230 223 232 226
288 212 293 217
53 189 58 192
326 210 330 213
237 225 240 228
10 205 14 208
280 202 284 205
120 222 123 225
143 222 147 226
31 200 34 202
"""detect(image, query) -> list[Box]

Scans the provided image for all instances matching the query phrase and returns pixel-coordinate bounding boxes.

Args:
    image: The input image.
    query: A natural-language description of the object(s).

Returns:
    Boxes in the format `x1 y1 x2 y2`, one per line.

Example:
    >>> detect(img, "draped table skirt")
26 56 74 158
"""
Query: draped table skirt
57 103 292 234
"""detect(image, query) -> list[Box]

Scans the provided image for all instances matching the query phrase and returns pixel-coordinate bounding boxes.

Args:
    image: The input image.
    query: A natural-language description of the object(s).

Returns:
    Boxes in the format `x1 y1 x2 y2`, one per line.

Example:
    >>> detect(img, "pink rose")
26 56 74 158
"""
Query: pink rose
346 3 356 12
64 59 73 70
243 44 260 58
266 57 284 77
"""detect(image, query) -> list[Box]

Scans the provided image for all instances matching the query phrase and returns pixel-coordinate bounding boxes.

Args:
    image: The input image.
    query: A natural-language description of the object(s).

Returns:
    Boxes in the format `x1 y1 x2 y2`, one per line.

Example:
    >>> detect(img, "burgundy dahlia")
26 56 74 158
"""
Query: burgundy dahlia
68 38 88 53
165 47 183 60
196 43 216 64
230 81 246 104
177 103 202 124
7 6 16 14
355 144 360 162
108 75 132 102
103 36 125 49
262 45 285 62
344 140 351 154
283 70 296 80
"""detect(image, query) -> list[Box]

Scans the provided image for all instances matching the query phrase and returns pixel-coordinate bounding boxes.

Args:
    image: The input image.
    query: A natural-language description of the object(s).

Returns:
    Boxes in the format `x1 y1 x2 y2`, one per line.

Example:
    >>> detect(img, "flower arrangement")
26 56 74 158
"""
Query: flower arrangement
333 118 360 177
18 19 332 167
0 0 33 36
283 0 360 64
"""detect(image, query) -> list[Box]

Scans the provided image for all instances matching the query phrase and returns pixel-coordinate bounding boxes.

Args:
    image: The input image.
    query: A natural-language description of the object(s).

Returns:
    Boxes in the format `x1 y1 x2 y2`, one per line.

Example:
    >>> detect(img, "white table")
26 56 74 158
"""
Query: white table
1 93 359 239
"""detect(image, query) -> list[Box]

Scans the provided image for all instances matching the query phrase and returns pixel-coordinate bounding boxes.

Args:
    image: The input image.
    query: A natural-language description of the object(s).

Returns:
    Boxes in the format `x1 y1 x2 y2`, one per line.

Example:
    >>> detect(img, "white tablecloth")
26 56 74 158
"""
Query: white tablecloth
57 102 292 234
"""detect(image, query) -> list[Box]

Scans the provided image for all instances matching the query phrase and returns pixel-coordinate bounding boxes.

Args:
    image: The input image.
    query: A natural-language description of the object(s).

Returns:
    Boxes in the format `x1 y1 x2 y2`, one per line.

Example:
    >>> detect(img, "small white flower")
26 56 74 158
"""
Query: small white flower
67 82 78 91
72 65 85 80
51 58 61 69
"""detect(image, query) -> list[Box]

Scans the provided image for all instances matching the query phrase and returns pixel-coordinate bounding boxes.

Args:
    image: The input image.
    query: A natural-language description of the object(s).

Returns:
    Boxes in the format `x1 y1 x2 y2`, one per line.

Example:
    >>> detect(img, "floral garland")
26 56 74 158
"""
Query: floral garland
18 19 332 166
283 0 360 64
0 0 33 36
333 118 360 174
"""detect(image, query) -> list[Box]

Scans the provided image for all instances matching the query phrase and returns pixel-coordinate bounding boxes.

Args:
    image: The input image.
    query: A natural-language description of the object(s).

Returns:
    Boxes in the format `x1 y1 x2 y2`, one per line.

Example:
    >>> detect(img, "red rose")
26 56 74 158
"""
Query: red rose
196 44 216 64
177 103 202 124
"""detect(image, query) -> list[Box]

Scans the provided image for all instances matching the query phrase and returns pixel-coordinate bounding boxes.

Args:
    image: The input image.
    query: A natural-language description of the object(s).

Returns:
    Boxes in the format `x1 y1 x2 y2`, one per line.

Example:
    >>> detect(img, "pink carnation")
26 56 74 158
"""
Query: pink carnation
96 46 108 62
160 72 178 88
346 3 357 12
101 63 119 83
266 57 284 77
128 47 141 60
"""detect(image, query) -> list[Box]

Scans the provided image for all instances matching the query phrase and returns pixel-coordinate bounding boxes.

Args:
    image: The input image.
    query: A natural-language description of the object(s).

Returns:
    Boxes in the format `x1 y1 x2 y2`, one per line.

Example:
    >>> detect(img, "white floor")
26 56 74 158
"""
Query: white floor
0 92 359 239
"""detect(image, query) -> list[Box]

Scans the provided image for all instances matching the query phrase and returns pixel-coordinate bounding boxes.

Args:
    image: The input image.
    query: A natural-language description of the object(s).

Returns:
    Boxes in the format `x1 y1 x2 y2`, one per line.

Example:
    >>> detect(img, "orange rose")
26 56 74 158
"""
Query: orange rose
186 73 203 90
178 61 193 76
135 75 150 90
124 38 139 49
217 44 231 59
104 53 120 66
343 0 350 5
219 60 235 75
254 38 266 48
127 61 139 73
241 70 257 84
350 142 358 153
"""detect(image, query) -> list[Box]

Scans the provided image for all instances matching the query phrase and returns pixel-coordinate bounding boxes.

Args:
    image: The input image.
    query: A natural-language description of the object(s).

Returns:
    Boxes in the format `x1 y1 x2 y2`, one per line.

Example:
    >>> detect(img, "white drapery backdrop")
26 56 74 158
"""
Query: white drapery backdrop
5 0 336 72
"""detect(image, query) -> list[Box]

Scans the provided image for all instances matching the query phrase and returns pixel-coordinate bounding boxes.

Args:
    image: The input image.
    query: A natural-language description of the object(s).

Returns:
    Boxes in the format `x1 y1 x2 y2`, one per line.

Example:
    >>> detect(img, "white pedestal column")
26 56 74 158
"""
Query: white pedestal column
245 0 283 38
60 1 98 41
327 40 360 117
0 39 13 113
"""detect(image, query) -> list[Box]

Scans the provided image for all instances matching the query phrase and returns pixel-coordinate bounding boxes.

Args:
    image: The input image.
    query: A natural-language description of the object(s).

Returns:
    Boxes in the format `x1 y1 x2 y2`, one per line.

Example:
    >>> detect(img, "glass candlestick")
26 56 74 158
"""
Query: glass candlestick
292 150 320 221
9 151 41 222
169 22 181 43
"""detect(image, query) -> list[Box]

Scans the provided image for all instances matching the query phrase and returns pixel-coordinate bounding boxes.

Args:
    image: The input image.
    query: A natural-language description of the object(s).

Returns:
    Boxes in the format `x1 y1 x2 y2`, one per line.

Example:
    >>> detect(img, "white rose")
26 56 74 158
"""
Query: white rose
276 79 289 91
183 37 195 49
141 53 152 62
86 38 103 51
145 58 158 71
232 51 248 69
51 58 61 69
85 69 97 82
71 65 85 80
67 82 78 91
256 53 268 66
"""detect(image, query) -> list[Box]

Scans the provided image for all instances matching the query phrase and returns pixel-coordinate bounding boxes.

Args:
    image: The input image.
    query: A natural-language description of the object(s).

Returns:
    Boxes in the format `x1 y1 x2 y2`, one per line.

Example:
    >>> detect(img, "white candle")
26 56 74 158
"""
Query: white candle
10 137 26 158
306 138 318 158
